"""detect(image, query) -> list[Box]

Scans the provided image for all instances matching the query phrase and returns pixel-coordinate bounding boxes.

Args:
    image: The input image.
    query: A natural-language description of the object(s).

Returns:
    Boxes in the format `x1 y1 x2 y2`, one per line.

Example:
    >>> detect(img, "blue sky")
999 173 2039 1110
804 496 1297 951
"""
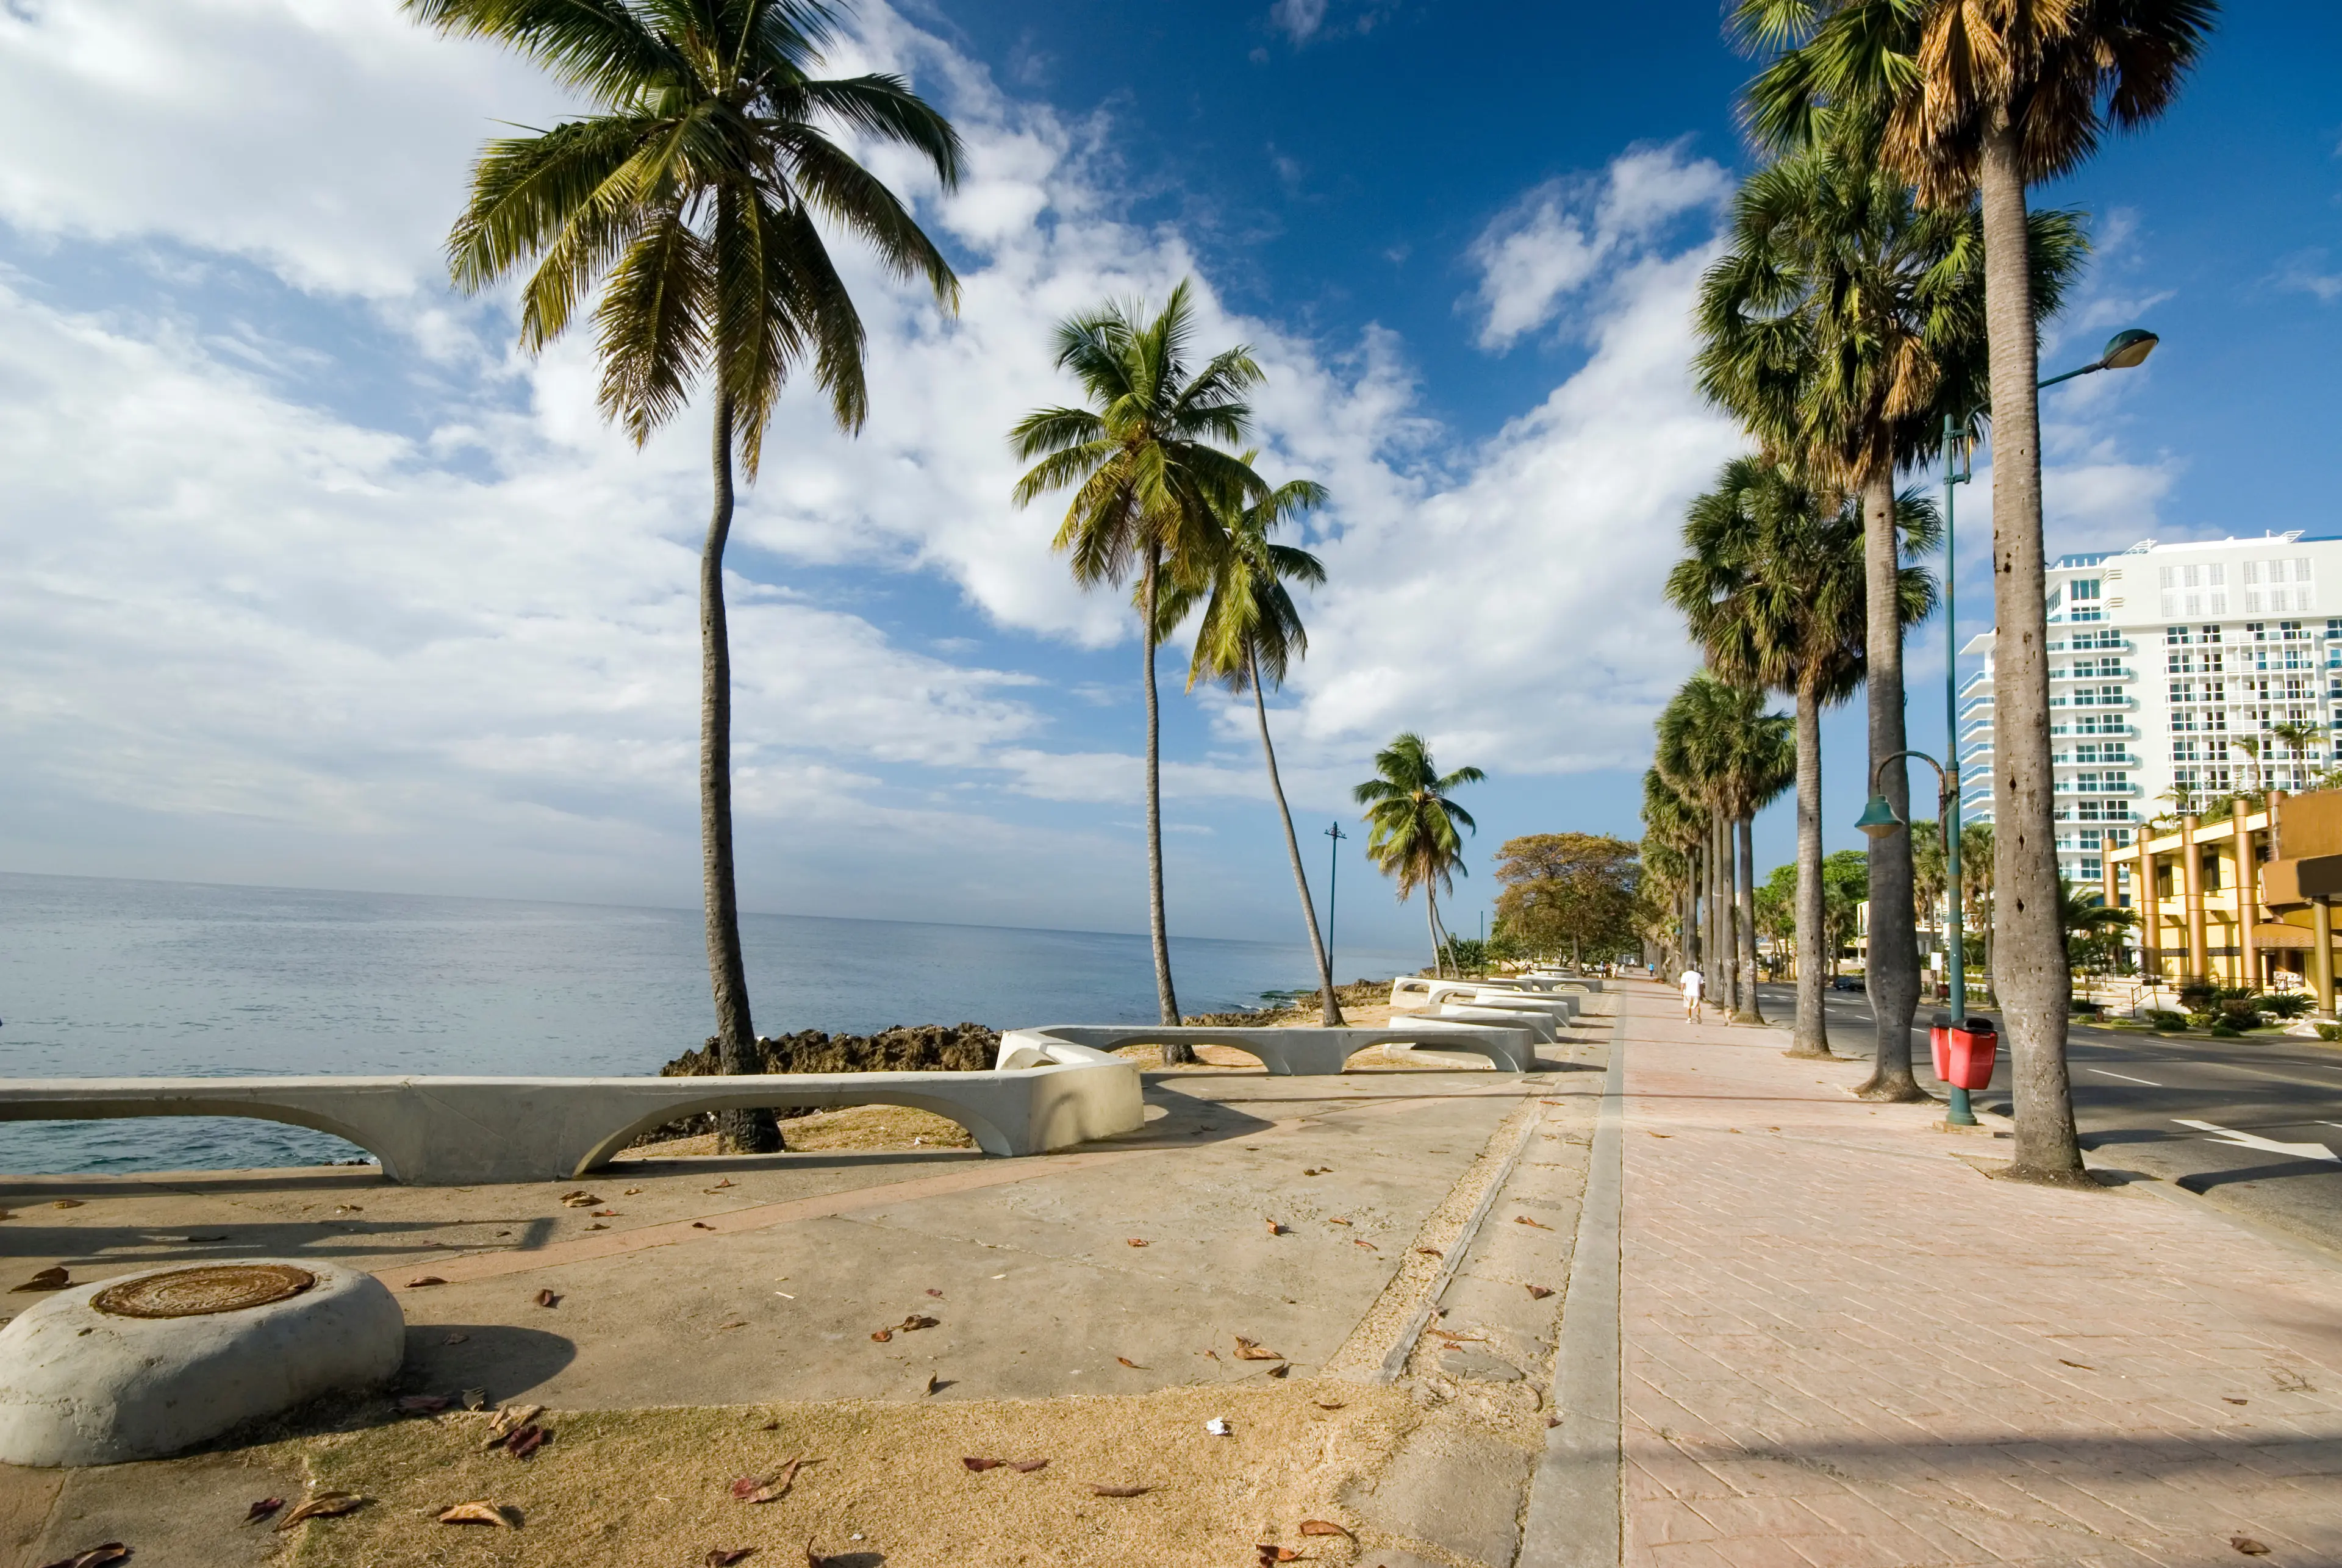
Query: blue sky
0 1 2337 954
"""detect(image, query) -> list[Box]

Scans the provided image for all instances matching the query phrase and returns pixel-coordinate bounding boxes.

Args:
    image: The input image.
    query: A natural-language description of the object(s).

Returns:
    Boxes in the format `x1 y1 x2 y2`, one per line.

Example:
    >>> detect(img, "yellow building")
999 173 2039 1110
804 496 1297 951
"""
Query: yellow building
2117 787 2342 1003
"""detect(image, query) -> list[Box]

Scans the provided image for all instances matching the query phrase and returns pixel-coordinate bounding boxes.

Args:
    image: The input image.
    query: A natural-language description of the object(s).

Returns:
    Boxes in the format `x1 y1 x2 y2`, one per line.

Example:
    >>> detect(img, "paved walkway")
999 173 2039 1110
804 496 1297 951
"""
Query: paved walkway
1616 983 2342 1567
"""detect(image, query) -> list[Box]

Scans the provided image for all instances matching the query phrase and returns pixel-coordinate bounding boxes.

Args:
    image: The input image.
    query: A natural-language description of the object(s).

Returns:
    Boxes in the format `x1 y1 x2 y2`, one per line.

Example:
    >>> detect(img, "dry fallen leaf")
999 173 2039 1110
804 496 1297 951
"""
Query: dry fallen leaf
406 1275 448 1289
243 1497 285 1525
708 1178 736 1190
718 1320 748 1331
1647 1132 1672 1139
1352 1239 1378 1251
534 1289 560 1308
52 1198 84 1209
707 1550 759 1567
759 1420 781 1431
35 1543 126 1568
480 1405 543 1449
1325 1217 1350 1226
2059 1359 2094 1370
2232 1538 2271 1556
13 1267 70 1292
1513 1215 1552 1230
925 1288 944 1298
275 1492 366 1531
693 1222 714 1230
1416 1248 1442 1258
397 1395 453 1414
1299 1521 1355 1540
870 1328 892 1343
505 1425 548 1460
443 1331 468 1345
1312 1402 1345 1411
461 1388 490 1411
623 1186 643 1196
805 1539 830 1568
587 1223 608 1231
1126 1237 1150 1247
1257 1547 1306 1564
437 1502 514 1528
592 1208 618 1217
962 1457 1003 1472
900 1314 939 1332
560 1192 601 1208
2224 1397 2249 1406
734 1457 804 1503
1089 1484 1150 1498
1116 1356 1146 1369
1234 1336 1283 1361
1525 1285 1555 1300
1266 1364 1289 1378
1009 1459 1049 1473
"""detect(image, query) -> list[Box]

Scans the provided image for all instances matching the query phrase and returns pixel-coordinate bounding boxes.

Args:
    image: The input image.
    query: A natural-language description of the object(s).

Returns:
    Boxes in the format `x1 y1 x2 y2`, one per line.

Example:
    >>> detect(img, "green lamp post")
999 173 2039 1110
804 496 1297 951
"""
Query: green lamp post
1857 748 1968 1121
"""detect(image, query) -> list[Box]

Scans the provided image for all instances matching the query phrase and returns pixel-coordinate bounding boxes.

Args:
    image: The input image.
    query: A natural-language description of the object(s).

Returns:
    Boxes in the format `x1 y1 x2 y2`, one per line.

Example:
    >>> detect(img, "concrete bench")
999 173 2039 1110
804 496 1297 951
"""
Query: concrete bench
1003 1020 1539 1076
1391 979 1580 1023
0 1043 1142 1186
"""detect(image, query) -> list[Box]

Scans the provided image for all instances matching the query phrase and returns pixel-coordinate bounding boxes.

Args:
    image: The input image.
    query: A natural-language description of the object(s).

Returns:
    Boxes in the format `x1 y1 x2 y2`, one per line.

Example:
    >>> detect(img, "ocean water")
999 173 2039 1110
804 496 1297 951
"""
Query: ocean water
0 872 1422 1175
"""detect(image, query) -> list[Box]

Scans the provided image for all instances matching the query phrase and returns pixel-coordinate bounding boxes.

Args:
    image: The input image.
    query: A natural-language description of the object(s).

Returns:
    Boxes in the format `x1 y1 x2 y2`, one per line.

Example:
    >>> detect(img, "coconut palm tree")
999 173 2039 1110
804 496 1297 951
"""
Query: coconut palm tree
1731 0 2216 1183
1011 284 1267 1041
2270 720 2323 789
1353 734 1486 977
1667 457 1936 1053
1156 463 1344 1023
1656 673 1795 1023
1696 129 2082 1096
409 0 961 1151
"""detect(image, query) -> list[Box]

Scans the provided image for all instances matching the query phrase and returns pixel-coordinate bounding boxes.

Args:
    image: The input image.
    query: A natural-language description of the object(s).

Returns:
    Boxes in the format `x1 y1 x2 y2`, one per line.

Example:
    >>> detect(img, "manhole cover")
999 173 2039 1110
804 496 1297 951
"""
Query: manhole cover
92 1264 317 1319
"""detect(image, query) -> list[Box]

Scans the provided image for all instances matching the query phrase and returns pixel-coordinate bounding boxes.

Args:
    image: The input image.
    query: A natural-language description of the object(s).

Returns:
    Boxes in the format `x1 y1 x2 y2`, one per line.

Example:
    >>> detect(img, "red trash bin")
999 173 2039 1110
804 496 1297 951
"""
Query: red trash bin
1943 1016 1998 1091
1928 1012 1952 1081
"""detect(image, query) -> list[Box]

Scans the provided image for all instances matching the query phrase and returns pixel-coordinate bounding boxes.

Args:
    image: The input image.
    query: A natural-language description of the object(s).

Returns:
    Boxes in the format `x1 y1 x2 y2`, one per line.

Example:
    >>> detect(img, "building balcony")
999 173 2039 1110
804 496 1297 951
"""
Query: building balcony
2050 667 2132 681
2049 719 2132 738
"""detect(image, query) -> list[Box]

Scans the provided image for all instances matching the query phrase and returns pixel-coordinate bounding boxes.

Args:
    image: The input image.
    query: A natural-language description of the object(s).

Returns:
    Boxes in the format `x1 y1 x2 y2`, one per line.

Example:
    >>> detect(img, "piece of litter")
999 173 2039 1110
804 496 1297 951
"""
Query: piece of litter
1205 1417 1232 1436
775 1291 795 1300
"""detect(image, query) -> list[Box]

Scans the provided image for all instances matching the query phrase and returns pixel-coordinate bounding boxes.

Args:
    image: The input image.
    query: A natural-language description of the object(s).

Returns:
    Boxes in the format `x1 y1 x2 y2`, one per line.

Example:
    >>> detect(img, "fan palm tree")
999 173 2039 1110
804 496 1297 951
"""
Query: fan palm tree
1697 130 2082 1096
409 0 961 1152
1011 284 1267 1040
1667 456 1936 1053
2270 719 2323 789
1642 768 1706 976
1731 0 2215 1183
1656 673 1795 1024
1354 734 1486 977
1156 462 1344 1023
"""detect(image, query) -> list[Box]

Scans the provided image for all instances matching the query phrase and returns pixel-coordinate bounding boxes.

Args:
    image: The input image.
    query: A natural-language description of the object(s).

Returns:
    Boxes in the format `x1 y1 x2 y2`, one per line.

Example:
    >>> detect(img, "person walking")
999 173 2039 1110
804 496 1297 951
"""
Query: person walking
1679 965 1706 1022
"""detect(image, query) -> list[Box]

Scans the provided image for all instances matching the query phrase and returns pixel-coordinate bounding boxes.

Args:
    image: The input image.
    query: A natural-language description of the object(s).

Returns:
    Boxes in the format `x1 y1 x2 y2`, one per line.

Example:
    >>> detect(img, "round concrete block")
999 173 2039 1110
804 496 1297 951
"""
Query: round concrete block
0 1259 404 1466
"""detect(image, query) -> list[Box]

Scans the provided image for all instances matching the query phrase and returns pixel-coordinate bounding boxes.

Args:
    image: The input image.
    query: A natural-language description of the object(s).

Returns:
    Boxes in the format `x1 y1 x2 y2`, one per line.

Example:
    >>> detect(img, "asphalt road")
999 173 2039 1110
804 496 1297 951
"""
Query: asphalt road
1753 981 2342 1258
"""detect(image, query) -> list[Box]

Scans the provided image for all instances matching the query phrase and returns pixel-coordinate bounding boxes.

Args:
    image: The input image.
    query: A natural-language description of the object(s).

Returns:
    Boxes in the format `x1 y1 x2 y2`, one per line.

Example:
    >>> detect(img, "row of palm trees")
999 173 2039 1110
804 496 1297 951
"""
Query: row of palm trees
1642 0 2213 1183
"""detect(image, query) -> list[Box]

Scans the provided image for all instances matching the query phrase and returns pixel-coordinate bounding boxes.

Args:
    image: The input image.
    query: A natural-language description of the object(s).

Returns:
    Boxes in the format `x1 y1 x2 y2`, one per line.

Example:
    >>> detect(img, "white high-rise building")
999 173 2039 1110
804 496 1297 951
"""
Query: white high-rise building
1958 533 2337 900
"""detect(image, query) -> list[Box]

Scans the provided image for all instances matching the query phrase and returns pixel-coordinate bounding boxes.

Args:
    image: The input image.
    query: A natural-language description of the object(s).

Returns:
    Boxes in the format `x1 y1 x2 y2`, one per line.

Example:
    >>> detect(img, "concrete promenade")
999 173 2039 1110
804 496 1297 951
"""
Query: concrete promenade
1615 981 2342 1567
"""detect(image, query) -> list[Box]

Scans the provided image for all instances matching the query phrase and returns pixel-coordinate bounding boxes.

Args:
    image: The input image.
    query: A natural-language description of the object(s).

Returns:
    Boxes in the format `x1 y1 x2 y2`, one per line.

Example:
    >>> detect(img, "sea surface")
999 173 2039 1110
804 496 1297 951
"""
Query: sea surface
0 872 1420 1175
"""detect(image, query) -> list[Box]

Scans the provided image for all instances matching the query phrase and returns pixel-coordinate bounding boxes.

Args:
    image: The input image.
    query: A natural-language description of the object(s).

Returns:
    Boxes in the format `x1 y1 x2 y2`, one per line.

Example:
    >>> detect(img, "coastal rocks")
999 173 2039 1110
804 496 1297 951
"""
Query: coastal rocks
0 1260 404 1466
636 1023 1003 1145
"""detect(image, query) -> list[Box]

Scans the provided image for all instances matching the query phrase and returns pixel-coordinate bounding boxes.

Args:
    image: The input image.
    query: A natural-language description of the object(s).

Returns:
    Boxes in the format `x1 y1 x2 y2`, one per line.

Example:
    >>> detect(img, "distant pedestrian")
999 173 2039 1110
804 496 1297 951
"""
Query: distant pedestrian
1678 967 1704 1020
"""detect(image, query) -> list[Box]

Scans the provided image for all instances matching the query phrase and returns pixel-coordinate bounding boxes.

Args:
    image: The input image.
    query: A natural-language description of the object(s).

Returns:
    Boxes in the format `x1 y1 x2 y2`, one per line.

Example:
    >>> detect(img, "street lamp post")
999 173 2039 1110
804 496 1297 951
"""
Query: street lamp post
1856 748 1969 1121
1324 822 1347 984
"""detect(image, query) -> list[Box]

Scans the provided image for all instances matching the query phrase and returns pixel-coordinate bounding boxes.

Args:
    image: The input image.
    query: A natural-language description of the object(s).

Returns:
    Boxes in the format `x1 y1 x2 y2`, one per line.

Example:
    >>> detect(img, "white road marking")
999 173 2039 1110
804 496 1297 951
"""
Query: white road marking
2085 1068 2161 1086
2173 1119 2339 1162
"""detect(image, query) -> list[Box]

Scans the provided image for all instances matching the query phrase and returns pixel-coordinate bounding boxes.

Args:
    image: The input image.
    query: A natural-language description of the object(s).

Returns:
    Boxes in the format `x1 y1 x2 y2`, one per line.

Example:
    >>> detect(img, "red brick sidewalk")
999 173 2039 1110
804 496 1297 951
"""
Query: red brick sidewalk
1617 983 2342 1567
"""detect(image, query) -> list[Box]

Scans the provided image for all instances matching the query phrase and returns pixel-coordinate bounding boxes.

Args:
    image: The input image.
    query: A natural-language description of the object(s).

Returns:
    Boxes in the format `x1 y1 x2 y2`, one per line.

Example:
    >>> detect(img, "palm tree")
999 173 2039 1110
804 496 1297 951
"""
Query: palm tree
1656 673 1795 1023
1011 284 1267 1040
2271 720 2323 790
1668 457 1935 1053
1960 819 1997 1006
2231 734 2265 795
1354 734 1486 977
410 0 961 1152
1642 769 1706 976
1158 462 1345 1024
1696 132 2082 1098
1732 0 2216 1185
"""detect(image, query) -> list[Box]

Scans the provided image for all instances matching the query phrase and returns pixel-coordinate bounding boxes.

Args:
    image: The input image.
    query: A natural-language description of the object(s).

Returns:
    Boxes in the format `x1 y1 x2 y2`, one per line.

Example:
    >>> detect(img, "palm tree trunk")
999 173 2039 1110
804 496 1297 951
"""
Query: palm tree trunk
1142 542 1189 1059
1710 812 1730 1008
1980 120 2082 1180
1735 811 1763 1023
1250 651 1343 1025
1427 887 1444 977
1857 462 1924 1102
703 396 779 1155
1790 670 1833 1056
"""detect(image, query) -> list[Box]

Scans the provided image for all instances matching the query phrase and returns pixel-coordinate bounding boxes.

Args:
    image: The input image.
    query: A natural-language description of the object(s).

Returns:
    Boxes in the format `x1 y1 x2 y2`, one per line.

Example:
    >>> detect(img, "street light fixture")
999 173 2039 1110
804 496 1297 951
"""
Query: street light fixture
1853 748 1971 1121
2038 328 2159 390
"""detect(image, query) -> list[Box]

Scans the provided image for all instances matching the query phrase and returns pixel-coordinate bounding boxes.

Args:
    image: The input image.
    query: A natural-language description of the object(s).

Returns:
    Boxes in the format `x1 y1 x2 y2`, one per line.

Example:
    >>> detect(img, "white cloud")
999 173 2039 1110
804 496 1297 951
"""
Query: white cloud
0 1 1758 928
1464 143 1733 353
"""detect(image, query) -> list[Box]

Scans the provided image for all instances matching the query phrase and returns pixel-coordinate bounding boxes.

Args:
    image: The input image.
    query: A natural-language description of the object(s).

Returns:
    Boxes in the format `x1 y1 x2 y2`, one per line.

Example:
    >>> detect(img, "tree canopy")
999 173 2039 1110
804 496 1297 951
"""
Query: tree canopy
1492 833 1642 964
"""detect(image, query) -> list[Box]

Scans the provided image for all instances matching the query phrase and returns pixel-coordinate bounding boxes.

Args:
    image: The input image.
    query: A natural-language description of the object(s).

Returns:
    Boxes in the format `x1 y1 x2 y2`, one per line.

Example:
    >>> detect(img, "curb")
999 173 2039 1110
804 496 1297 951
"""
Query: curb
1516 1001 1624 1567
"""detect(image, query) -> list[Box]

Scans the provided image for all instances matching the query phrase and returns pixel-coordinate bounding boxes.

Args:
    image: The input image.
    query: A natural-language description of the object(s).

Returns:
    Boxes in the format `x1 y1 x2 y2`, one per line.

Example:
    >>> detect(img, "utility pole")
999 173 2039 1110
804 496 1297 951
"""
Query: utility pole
1325 822 1347 984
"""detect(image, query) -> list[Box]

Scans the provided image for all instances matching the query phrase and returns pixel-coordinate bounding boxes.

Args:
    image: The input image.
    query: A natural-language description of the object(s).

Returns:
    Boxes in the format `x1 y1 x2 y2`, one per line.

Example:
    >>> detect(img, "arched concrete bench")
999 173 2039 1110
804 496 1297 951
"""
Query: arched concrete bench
1433 1003 1558 1042
1003 1021 1538 1076
1392 979 1579 1024
0 1045 1141 1186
